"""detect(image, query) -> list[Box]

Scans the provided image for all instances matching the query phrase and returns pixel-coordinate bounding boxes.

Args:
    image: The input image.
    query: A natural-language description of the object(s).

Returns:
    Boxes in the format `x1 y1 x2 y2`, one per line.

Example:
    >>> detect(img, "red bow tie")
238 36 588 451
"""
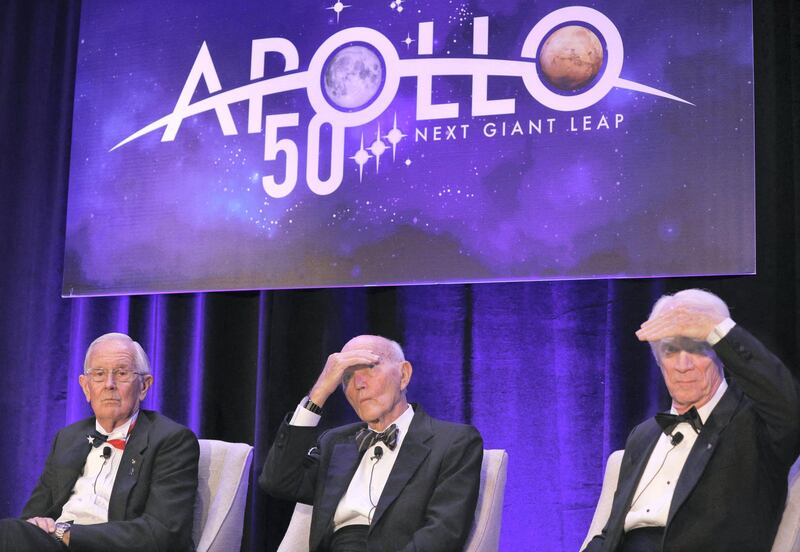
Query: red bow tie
87 420 136 450
88 430 127 450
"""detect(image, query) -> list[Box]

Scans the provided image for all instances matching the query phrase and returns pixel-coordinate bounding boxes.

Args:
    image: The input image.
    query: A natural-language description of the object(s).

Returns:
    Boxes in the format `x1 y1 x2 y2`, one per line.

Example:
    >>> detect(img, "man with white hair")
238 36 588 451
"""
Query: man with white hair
584 289 800 551
260 334 483 552
0 333 199 551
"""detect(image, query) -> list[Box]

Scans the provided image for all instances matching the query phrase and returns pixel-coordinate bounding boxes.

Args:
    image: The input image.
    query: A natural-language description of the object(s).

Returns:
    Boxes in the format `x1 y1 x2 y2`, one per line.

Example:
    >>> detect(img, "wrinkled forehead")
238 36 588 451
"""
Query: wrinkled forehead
655 336 713 356
87 339 136 367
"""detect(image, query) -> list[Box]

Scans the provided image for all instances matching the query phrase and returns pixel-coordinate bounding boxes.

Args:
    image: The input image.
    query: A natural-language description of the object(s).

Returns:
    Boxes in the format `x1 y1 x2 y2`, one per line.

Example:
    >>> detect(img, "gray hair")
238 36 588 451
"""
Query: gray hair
83 332 151 375
648 288 729 321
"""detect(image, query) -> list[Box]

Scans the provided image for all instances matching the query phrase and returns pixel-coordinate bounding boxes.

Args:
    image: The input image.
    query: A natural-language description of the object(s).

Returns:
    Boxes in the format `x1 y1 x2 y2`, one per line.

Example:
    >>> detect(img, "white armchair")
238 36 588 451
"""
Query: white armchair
193 439 254 552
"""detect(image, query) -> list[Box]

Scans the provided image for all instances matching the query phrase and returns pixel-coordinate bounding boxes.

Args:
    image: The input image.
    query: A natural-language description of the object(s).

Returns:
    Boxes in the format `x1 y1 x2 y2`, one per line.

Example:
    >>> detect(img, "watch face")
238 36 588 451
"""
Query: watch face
55 522 71 539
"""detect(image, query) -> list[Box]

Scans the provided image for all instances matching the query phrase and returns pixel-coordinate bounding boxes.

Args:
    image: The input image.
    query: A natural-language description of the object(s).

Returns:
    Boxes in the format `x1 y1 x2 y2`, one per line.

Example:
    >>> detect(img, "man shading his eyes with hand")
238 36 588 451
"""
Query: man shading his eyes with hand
584 289 800 552
260 334 483 552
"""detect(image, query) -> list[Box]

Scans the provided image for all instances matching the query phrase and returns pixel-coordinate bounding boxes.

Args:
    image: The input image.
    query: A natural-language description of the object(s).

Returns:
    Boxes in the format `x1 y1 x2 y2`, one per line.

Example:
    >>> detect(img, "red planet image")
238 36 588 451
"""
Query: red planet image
539 25 604 91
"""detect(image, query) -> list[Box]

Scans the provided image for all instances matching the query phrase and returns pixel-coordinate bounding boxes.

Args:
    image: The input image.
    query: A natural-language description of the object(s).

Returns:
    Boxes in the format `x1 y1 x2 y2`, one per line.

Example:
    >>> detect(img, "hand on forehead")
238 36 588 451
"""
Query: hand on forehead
636 300 725 342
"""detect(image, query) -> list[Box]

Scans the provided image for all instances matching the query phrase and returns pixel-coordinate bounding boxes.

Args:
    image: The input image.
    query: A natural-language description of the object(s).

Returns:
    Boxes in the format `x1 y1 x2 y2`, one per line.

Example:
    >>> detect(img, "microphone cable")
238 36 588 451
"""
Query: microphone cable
367 446 384 524
630 432 683 510
93 446 112 494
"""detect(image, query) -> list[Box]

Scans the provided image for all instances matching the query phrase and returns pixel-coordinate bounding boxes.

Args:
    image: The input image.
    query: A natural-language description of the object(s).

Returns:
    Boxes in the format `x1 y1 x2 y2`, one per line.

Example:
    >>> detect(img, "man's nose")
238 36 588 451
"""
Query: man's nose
354 372 367 389
103 373 117 388
676 351 694 371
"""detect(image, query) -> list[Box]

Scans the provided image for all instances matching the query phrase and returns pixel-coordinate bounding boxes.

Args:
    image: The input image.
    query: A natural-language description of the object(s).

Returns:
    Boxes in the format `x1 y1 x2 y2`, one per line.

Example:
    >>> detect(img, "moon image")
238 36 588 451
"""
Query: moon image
323 45 383 110
539 25 604 91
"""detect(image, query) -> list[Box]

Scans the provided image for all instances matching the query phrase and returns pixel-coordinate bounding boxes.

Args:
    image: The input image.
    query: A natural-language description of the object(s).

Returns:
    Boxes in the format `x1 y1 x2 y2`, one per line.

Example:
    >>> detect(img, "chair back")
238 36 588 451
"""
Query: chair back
580 450 623 551
771 454 800 552
277 449 509 552
193 439 254 552
465 449 509 552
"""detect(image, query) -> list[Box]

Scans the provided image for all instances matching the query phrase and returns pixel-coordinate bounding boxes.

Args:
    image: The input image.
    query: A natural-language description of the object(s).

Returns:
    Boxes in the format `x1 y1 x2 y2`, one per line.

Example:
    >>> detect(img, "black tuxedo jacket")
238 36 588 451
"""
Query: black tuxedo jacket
21 409 199 552
260 404 483 552
585 325 800 552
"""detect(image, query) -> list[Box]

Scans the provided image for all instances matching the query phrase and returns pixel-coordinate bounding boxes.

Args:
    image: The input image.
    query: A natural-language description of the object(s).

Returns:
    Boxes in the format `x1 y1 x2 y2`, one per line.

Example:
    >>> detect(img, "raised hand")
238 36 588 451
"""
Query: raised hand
309 349 380 406
636 302 725 342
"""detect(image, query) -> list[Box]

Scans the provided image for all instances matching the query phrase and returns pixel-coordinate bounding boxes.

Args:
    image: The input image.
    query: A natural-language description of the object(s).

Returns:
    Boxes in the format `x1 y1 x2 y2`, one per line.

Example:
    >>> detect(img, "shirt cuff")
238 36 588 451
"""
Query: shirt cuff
706 317 736 345
289 397 322 427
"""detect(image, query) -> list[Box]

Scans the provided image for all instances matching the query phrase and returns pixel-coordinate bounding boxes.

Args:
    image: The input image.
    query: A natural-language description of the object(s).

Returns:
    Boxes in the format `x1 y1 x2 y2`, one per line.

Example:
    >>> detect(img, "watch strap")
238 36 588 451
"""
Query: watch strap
303 396 322 415
54 521 72 542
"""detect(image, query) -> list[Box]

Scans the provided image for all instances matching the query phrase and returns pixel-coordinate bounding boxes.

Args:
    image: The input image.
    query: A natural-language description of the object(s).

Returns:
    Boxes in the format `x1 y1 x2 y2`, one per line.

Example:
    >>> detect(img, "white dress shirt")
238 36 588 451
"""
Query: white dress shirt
289 400 415 530
624 379 727 531
57 413 138 525
624 318 736 531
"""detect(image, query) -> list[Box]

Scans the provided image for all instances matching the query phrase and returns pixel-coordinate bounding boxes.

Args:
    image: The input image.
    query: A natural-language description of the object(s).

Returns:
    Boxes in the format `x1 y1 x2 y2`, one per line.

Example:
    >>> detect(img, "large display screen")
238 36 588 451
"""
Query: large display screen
64 1 755 296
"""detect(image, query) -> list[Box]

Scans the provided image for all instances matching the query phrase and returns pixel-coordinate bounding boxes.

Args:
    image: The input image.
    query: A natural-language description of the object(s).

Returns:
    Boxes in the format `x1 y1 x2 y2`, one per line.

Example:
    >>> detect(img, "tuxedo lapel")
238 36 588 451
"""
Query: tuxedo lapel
311 429 363 546
370 407 432 530
667 385 741 526
610 423 662 540
50 420 95 517
108 412 150 520
590 422 664 550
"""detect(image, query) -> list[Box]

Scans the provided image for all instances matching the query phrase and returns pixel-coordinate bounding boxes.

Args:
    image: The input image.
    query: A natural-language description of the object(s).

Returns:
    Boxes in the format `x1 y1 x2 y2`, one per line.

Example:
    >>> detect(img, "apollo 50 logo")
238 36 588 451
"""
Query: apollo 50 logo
112 6 692 199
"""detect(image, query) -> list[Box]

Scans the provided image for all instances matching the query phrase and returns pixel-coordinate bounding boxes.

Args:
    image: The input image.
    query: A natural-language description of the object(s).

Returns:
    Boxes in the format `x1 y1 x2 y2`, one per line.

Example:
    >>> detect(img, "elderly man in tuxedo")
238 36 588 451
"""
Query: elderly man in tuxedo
584 289 800 551
260 334 483 552
0 332 199 552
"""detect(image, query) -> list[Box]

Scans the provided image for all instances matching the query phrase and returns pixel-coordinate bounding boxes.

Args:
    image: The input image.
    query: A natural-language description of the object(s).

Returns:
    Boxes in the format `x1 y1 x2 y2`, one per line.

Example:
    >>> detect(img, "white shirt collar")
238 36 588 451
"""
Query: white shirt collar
392 404 414 449
671 378 728 423
368 404 414 448
95 410 139 440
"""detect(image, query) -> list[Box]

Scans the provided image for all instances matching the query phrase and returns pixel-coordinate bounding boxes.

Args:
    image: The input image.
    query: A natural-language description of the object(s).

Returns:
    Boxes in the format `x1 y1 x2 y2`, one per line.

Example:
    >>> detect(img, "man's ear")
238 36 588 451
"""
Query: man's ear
78 374 92 403
139 374 154 400
79 374 92 403
400 361 412 391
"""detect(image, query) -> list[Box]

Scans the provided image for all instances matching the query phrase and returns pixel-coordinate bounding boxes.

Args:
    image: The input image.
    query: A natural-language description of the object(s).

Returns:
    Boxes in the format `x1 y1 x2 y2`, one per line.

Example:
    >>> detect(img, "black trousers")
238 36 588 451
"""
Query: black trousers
329 524 369 552
0 519 68 552
620 526 664 552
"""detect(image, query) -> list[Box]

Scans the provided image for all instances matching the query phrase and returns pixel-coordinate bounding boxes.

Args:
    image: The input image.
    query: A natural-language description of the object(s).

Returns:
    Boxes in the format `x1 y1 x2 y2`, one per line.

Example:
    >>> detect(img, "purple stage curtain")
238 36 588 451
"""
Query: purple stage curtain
1 1 799 550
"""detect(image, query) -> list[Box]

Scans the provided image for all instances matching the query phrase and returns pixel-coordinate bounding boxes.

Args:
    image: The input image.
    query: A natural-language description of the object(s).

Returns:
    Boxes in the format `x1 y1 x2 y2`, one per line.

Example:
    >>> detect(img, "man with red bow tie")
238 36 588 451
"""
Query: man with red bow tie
0 333 199 551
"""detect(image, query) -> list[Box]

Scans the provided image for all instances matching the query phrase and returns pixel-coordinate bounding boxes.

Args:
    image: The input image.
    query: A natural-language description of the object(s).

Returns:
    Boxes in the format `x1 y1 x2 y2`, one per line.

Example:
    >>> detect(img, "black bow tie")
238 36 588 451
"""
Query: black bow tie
87 430 109 448
655 406 703 436
355 424 398 454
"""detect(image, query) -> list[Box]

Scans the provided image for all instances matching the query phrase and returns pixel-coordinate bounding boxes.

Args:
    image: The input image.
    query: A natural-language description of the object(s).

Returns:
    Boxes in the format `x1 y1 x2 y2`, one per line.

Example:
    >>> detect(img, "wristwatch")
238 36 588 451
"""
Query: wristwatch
54 521 72 542
303 396 323 415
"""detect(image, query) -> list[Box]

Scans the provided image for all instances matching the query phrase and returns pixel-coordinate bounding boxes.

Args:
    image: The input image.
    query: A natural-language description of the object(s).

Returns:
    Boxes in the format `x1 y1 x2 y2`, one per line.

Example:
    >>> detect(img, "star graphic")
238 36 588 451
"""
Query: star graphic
350 134 371 182
369 124 388 173
326 1 351 23
383 113 407 161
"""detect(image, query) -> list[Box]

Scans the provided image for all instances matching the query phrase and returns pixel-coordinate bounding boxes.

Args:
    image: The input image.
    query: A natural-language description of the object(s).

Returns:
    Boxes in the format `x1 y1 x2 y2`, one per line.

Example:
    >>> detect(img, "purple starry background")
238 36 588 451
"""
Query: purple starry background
64 0 754 296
